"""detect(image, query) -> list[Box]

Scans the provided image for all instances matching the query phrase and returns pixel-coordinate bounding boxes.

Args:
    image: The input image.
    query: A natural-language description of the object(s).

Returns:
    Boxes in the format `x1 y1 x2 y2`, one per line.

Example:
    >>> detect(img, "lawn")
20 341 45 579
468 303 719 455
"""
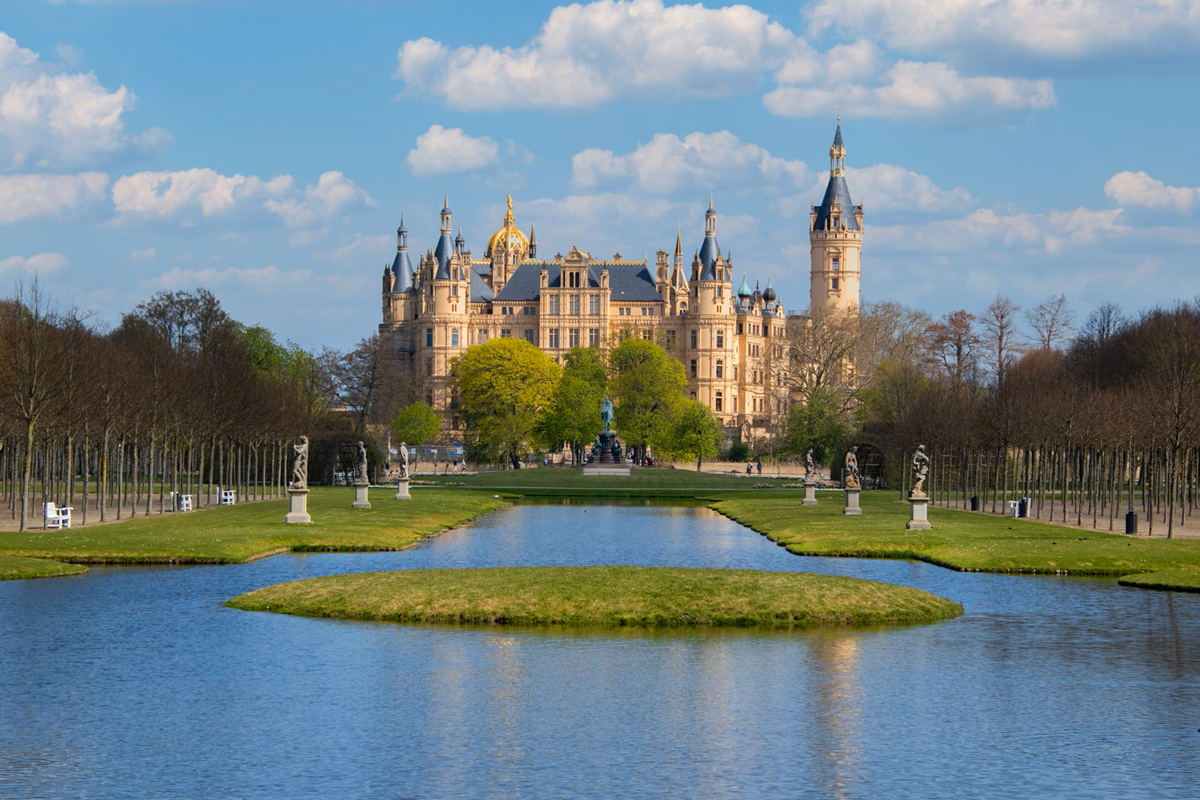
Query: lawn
421 467 804 496
0 555 88 580
1119 568 1200 592
0 487 507 565
715 491 1200 583
226 565 963 628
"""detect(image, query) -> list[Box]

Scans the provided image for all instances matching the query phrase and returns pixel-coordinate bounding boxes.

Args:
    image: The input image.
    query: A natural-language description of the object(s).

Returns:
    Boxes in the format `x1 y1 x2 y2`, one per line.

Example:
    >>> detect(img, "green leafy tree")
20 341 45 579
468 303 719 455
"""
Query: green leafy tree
657 400 723 471
783 385 851 464
607 338 686 460
392 401 442 473
540 347 607 464
452 338 561 468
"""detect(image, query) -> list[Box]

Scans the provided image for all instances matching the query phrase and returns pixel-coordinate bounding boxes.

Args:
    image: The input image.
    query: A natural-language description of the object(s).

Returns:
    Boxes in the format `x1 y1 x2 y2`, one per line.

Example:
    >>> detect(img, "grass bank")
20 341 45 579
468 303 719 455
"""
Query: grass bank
0 487 506 565
226 565 963 628
715 491 1200 579
1118 568 1200 592
0 555 89 580
420 468 805 498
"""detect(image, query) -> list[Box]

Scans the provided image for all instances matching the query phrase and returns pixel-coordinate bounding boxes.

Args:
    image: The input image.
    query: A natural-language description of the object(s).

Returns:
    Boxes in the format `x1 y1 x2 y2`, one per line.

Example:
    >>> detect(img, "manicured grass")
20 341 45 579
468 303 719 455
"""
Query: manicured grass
0 555 88 581
421 467 803 496
0 487 507 565
226 565 963 628
1119 568 1200 592
715 491 1200 578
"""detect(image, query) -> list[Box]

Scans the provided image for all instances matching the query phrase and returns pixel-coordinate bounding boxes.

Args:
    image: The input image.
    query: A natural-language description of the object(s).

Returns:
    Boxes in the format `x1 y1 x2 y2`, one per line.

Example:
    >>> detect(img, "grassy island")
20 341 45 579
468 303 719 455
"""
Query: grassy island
225 565 963 628
715 492 1200 578
0 555 88 580
0 488 506 565
1118 568 1200 592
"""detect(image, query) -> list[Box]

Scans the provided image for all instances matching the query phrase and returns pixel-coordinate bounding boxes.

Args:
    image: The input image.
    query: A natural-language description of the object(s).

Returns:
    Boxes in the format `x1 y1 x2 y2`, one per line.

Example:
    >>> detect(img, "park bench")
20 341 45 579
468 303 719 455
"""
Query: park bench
219 489 236 506
169 492 194 512
44 502 72 530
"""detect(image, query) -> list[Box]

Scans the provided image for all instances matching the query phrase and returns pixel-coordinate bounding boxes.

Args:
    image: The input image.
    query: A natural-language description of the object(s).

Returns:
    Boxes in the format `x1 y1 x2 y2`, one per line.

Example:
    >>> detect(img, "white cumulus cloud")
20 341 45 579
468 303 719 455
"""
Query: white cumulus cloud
872 206 1129 255
0 251 68 276
573 131 811 194
142 265 312 294
1105 171 1198 212
805 0 1200 64
802 164 975 213
0 172 108 223
112 168 372 228
407 125 500 176
0 31 167 167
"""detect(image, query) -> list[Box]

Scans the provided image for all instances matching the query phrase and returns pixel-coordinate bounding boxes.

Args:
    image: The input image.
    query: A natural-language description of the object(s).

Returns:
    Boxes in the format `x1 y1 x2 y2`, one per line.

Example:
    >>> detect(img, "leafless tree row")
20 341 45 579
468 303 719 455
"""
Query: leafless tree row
0 284 324 530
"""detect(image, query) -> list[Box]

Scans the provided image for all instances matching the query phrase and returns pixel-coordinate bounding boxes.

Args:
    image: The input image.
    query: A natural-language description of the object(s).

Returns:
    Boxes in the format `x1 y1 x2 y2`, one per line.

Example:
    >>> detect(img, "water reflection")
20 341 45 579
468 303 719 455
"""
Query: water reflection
1 504 1199 799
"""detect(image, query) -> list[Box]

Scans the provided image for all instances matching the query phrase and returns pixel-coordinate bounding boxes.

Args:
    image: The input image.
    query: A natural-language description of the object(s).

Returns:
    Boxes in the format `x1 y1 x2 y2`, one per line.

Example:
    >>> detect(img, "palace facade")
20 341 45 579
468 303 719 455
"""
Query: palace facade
378 123 862 442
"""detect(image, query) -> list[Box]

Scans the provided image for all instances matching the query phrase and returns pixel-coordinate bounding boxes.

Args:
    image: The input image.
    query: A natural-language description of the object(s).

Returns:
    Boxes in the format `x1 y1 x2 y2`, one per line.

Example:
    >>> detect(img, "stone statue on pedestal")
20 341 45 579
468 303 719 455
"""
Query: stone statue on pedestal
291 436 309 490
845 446 860 489
911 445 930 497
804 449 816 481
355 441 369 485
601 396 614 431
398 442 409 479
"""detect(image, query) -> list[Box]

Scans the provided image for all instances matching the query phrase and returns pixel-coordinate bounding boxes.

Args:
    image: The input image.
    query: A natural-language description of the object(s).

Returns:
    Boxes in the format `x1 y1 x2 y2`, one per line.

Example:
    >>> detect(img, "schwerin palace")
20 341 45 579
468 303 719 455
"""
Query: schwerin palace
378 124 862 445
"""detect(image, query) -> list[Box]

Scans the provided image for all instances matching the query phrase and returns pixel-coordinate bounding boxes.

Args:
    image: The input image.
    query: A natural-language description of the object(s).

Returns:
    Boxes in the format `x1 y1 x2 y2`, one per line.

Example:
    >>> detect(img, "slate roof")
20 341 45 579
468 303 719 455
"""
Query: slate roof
698 234 720 280
391 250 414 292
493 262 664 303
470 263 494 303
813 175 859 231
832 122 843 149
433 231 453 279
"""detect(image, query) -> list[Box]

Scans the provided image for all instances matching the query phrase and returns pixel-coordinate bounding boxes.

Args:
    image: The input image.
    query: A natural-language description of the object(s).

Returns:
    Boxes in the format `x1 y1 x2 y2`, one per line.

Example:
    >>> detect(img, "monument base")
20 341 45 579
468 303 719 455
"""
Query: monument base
843 488 862 515
584 464 631 476
352 482 372 509
906 494 931 530
285 490 311 524
802 482 818 506
394 478 411 500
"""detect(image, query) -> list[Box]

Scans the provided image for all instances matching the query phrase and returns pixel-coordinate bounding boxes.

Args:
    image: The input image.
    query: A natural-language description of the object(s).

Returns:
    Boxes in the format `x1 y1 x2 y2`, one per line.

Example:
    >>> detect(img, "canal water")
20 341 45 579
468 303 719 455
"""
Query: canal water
1 501 1198 799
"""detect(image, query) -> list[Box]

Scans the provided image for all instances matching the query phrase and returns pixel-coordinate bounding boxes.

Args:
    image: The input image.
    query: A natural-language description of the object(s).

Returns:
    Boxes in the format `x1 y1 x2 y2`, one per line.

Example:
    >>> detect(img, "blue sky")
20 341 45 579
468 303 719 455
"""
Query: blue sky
2 0 1198 350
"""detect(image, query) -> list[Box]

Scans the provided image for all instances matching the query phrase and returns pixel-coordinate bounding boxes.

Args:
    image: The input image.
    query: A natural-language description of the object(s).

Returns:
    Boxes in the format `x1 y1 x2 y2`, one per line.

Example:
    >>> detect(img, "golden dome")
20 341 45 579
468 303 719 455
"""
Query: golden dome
485 195 529 260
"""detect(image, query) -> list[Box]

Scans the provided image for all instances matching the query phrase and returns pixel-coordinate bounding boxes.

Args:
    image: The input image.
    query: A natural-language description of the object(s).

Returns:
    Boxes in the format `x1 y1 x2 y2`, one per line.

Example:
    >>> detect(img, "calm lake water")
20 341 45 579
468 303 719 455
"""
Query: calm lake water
2 500 1199 799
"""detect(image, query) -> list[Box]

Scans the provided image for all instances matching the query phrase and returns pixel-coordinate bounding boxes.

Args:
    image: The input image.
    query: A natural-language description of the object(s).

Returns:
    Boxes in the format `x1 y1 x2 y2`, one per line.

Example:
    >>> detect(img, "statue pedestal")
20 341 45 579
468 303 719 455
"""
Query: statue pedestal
907 494 931 530
394 478 411 500
843 488 862 515
352 482 371 509
802 482 818 506
285 490 311 524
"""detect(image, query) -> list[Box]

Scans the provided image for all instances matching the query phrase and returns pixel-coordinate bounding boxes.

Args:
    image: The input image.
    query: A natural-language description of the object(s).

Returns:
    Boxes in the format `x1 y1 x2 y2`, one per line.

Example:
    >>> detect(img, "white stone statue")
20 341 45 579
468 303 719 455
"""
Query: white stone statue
291 436 309 491
356 441 369 484
911 445 930 497
845 446 860 489
398 442 410 479
804 449 816 481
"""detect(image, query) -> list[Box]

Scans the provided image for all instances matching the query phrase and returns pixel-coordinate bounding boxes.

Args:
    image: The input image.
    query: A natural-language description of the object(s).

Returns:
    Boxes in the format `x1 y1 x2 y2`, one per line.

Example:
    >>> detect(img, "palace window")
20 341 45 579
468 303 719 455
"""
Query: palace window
501 329 512 338
716 330 724 348
715 391 723 412
733 397 738 413
425 358 433 377
568 271 581 288
570 295 580 315
426 390 434 406
690 359 697 377
666 330 676 348
589 328 599 345
451 329 459 347
525 306 536 315
426 328 433 347
549 329 559 348
549 297 560 315
832 278 840 291
832 256 840 272
690 330 698 349
478 329 487 343
737 323 743 334
589 296 600 315
734 366 738 380
524 330 535 344
716 359 723 379
569 328 579 347
717 286 723 298
452 285 458 296
642 329 651 340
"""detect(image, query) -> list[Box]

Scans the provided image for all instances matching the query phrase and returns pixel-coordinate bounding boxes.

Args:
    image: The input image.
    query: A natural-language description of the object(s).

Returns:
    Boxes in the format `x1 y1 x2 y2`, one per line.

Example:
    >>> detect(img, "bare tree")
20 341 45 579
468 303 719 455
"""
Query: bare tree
981 296 1023 386
777 306 861 407
928 310 979 387
1026 294 1076 351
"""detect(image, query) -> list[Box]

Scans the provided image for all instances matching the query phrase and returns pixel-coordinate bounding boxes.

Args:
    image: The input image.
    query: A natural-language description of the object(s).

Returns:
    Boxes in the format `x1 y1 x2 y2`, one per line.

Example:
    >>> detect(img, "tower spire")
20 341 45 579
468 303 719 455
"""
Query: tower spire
830 119 846 177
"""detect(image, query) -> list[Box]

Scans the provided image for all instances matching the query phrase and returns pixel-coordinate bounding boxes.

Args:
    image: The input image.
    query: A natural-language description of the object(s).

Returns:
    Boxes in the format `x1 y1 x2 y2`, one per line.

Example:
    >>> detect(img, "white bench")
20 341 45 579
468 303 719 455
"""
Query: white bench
170 492 194 512
220 490 236 506
44 503 72 529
